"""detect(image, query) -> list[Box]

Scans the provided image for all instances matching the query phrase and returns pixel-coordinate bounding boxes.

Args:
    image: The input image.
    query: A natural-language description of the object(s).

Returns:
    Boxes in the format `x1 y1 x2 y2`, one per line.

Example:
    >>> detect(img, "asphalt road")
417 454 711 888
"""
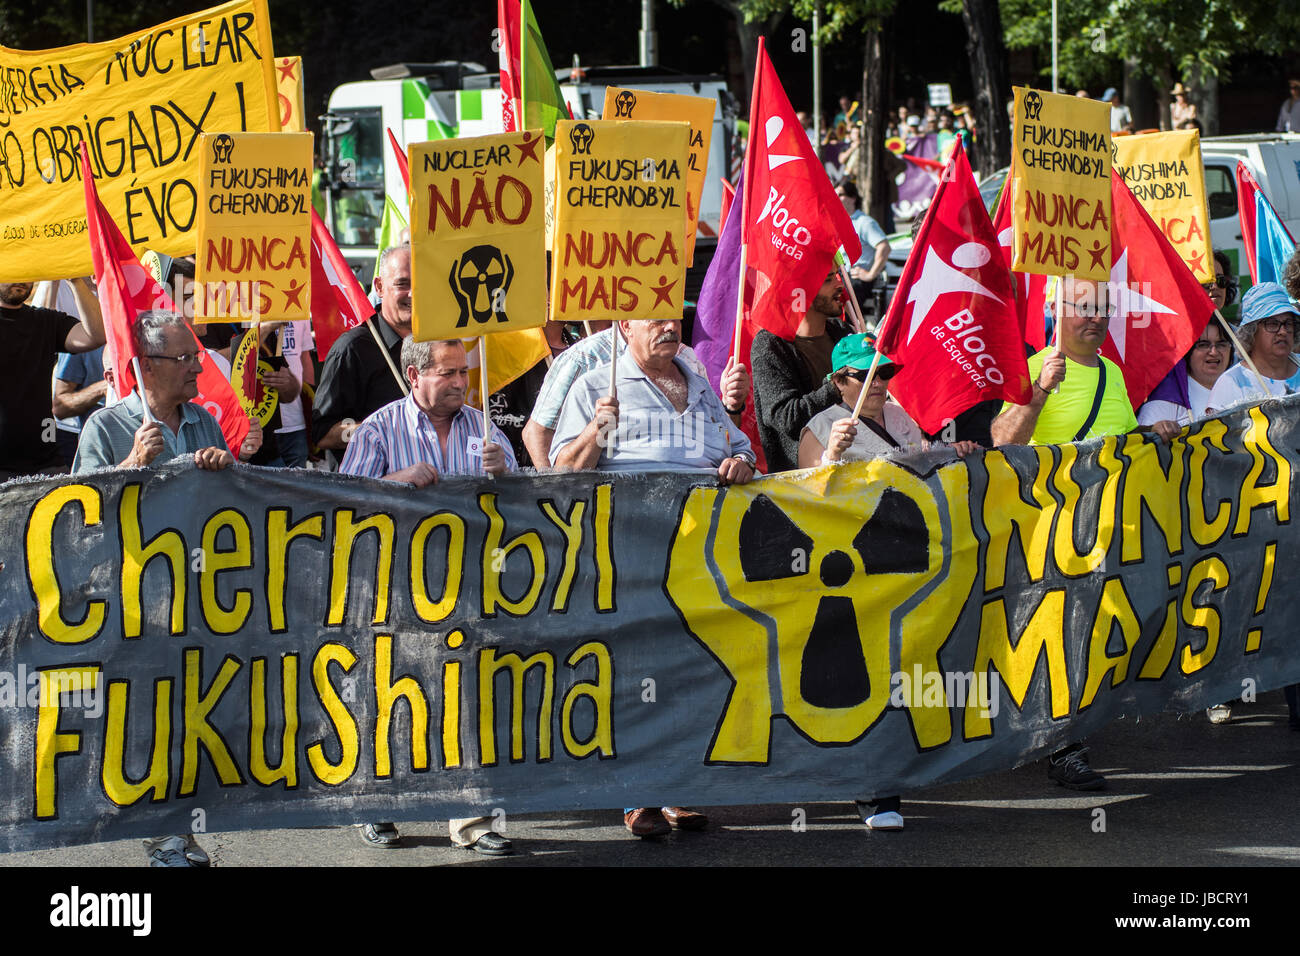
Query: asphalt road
3 691 1298 869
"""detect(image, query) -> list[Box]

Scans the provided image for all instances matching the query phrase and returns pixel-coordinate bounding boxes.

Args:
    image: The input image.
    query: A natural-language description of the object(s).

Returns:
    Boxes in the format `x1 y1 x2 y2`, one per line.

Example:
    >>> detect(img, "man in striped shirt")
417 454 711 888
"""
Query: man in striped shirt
339 336 515 856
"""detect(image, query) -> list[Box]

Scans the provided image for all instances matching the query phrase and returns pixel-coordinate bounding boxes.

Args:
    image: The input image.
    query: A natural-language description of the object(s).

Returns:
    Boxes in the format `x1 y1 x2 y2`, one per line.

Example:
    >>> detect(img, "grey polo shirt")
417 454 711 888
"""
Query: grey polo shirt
549 356 752 472
72 391 229 473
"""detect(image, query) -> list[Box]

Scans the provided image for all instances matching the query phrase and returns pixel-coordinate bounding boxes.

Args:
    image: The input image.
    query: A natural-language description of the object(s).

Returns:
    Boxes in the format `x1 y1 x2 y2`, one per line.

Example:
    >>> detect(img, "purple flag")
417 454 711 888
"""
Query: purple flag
692 169 744 392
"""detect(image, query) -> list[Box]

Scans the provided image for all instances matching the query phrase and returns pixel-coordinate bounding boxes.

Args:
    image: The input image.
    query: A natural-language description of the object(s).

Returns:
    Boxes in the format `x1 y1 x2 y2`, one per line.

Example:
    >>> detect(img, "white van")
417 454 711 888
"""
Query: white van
1201 133 1300 307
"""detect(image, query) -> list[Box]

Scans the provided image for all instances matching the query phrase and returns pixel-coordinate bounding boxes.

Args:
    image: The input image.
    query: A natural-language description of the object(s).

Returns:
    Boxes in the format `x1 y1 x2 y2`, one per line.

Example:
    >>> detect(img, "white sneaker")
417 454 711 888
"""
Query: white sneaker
863 810 904 830
1207 704 1232 724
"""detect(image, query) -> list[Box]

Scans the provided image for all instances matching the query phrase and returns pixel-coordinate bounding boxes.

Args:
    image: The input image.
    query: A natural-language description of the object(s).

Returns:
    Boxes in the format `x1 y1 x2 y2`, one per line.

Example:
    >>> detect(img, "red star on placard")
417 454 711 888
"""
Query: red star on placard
516 131 542 165
1088 240 1108 270
277 59 297 82
1187 249 1206 275
650 274 677 307
283 279 307 310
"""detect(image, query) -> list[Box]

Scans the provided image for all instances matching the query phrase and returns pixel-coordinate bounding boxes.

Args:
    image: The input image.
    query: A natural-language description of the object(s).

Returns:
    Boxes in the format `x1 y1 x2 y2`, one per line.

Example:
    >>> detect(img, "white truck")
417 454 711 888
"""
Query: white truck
320 60 740 296
1200 133 1300 303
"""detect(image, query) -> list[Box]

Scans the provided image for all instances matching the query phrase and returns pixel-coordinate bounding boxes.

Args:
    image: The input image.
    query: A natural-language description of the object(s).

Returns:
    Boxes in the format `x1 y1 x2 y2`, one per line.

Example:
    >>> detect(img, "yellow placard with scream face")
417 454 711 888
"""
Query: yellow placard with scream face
603 87 714 266
1112 130 1213 282
1009 87 1112 280
551 119 690 321
0 0 281 282
409 130 547 341
275 56 305 133
195 131 313 323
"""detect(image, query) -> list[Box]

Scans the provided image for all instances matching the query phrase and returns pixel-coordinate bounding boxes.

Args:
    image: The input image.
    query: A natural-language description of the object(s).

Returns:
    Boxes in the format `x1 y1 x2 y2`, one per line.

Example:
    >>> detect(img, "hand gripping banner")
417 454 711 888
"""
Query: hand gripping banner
1 397 1297 850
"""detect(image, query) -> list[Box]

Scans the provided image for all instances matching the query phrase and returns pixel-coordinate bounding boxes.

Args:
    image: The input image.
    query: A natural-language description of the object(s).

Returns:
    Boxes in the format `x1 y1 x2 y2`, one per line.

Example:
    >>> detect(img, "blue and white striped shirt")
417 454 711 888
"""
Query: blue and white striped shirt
339 395 517 479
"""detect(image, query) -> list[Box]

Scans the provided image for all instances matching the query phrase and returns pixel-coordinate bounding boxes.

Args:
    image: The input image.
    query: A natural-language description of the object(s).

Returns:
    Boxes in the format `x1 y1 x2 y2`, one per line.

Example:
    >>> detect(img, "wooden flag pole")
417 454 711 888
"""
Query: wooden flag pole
838 258 868 334
366 317 410 396
479 334 491 444
130 356 156 424
1214 308 1273 396
731 243 749 365
583 321 594 337
849 346 885 422
609 321 620 400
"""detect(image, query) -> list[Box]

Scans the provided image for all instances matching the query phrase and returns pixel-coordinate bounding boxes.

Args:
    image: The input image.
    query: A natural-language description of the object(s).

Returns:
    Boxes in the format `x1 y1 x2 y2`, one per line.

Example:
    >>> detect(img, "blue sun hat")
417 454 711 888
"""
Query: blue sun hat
1238 281 1300 328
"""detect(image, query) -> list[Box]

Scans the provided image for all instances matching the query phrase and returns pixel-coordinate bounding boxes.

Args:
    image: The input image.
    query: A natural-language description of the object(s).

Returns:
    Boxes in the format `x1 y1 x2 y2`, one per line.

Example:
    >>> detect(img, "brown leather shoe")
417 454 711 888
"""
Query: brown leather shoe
662 806 708 831
624 807 671 837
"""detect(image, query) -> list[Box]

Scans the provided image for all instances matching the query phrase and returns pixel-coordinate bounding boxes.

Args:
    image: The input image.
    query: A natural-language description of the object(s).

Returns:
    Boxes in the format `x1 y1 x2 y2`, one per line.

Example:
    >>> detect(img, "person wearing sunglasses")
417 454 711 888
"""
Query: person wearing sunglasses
1139 251 1236 426
798 334 978 467
1206 282 1300 414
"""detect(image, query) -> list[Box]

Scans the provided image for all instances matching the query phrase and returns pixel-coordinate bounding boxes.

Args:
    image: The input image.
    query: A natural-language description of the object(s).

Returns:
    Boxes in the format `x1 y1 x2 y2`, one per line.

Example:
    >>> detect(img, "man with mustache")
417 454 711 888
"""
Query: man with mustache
339 335 517 856
550 317 754 838
750 270 853 472
0 277 105 481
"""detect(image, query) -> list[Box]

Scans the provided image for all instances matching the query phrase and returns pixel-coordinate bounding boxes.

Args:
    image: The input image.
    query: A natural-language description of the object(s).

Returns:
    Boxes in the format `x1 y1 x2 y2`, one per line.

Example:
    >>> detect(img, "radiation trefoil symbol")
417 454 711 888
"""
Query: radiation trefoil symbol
449 245 515 327
664 461 976 764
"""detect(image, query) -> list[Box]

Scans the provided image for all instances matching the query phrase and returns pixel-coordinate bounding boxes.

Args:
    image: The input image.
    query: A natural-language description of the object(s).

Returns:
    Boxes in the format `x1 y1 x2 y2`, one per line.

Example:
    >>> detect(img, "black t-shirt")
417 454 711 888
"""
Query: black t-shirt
311 313 406 446
0 304 79 473
489 359 549 469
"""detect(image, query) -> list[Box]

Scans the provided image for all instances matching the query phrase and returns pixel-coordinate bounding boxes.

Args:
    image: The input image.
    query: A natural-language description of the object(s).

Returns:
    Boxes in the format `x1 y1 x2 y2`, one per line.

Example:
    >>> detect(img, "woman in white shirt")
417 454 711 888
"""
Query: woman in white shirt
1138 252 1235 426
1206 281 1300 413
798 334 978 468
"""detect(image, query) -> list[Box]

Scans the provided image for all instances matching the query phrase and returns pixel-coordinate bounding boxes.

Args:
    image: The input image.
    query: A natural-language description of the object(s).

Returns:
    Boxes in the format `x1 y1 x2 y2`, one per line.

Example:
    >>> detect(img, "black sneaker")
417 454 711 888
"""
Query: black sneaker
1047 746 1105 790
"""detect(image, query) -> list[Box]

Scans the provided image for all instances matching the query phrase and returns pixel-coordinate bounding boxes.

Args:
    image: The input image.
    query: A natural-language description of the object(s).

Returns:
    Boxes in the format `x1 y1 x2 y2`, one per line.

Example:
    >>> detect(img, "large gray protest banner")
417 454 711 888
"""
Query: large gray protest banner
0 398 1294 851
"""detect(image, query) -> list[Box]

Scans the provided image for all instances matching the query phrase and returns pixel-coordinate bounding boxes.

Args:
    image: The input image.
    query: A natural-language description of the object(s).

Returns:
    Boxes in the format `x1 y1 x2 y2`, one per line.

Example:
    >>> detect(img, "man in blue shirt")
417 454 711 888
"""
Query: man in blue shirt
835 180 890 313
74 311 259 472
550 317 755 839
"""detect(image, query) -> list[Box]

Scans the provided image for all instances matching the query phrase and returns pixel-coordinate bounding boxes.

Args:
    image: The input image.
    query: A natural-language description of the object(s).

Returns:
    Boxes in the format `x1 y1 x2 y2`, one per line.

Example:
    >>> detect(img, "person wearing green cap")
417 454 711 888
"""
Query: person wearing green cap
798 333 978 468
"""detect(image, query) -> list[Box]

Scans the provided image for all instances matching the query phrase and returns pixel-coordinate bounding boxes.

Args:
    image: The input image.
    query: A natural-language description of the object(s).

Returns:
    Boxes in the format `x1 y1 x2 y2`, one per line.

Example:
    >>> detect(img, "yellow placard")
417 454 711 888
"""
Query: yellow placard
603 87 714 266
0 0 281 282
409 130 547 341
1009 87 1112 280
275 56 305 133
551 119 690 321
1111 130 1213 283
195 131 313 323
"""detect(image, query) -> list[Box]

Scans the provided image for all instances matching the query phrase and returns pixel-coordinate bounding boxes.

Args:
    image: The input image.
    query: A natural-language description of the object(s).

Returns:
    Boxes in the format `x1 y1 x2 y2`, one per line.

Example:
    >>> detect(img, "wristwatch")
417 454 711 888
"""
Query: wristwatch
729 451 756 468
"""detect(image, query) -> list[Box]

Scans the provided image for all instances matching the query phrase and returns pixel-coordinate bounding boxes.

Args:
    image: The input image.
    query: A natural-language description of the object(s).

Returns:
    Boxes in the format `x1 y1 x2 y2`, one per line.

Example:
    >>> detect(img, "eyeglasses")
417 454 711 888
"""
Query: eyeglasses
1203 275 1232 290
1259 316 1299 334
145 351 204 366
1191 339 1229 352
842 365 897 382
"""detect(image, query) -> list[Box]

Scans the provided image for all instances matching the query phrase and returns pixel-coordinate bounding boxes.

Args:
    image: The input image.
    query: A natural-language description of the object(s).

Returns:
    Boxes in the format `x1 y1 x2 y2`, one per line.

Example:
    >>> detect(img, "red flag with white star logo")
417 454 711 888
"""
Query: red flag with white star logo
81 143 250 454
875 140 1031 434
309 209 373 359
741 39 860 339
1101 171 1215 411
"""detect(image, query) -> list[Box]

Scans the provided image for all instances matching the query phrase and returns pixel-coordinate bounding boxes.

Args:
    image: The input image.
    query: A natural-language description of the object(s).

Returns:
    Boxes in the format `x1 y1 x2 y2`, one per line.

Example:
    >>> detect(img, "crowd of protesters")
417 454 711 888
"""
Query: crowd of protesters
3 214 1299 861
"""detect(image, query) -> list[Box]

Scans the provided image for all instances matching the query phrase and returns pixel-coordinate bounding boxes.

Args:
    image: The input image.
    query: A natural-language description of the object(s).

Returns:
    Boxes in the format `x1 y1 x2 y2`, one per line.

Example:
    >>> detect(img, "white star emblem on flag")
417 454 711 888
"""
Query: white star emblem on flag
765 116 801 171
1108 247 1176 362
904 245 1004 344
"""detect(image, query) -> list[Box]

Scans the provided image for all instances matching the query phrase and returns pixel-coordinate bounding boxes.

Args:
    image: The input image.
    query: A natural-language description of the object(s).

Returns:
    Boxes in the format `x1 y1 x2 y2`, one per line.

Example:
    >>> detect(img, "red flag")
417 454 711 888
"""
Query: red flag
498 0 522 132
875 141 1031 433
310 209 374 358
1237 162 1260 283
992 185 1049 352
1101 171 1215 410
719 177 736 230
741 39 860 339
80 143 250 454
386 127 410 196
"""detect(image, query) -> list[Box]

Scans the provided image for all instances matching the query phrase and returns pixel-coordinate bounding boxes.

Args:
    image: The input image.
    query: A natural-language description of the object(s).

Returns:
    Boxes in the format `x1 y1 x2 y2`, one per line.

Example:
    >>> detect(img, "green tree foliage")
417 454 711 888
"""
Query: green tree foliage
997 0 1300 89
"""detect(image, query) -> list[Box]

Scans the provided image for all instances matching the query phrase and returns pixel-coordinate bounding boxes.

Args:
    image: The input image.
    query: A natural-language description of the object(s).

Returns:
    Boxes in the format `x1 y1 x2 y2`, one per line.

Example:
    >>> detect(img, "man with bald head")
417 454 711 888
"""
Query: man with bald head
0 277 105 481
312 243 413 456
550 317 754 839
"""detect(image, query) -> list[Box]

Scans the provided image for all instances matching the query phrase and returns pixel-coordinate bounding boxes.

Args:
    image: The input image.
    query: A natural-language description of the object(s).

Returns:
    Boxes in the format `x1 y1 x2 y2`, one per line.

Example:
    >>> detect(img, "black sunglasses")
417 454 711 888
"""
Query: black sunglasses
843 364 898 382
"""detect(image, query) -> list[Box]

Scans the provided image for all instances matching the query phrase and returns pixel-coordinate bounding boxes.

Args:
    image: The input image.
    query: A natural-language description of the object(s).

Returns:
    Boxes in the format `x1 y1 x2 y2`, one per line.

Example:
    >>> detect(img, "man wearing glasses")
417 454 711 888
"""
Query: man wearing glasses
992 277 1179 791
73 310 262 472
70 309 259 866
